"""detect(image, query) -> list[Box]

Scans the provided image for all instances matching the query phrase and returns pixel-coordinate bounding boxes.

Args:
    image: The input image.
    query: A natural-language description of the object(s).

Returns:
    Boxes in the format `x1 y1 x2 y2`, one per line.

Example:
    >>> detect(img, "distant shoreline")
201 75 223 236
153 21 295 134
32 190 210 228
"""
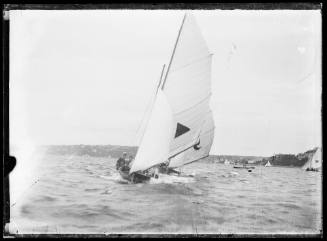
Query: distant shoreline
28 144 317 168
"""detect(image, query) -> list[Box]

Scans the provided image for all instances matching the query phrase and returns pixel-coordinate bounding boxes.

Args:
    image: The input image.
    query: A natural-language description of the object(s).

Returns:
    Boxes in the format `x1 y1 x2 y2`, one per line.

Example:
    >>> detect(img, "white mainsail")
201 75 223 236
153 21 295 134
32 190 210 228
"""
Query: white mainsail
302 147 322 170
162 13 214 162
129 90 173 173
265 160 272 167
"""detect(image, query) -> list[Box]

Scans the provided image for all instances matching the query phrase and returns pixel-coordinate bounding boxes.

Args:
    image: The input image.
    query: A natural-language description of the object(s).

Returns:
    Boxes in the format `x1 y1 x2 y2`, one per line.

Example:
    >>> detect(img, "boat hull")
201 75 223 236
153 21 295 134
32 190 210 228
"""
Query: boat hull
305 167 319 172
119 170 151 184
233 166 255 169
158 166 181 175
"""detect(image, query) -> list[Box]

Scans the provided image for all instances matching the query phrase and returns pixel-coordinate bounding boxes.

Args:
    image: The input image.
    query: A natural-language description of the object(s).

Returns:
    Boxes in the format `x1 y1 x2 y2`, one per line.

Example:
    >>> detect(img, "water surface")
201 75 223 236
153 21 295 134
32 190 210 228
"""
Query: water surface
9 155 322 234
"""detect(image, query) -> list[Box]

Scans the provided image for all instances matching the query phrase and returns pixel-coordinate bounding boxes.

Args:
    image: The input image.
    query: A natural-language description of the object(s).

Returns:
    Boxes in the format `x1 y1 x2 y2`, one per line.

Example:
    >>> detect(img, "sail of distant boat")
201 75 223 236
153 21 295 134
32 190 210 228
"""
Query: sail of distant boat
265 160 272 167
302 147 322 171
129 12 214 174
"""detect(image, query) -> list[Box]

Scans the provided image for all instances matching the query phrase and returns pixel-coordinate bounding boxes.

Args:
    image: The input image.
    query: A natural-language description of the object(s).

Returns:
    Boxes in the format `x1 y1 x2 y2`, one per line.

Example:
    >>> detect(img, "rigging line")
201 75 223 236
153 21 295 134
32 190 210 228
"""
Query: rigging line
168 115 209 163
171 155 210 170
297 38 319 84
186 154 209 166
11 153 76 208
169 118 210 159
129 66 167 172
132 98 153 146
168 136 203 160
189 188 199 235
161 13 187 90
187 186 196 233
192 177 206 232
132 65 166 146
10 167 50 208
169 138 199 158
156 64 166 94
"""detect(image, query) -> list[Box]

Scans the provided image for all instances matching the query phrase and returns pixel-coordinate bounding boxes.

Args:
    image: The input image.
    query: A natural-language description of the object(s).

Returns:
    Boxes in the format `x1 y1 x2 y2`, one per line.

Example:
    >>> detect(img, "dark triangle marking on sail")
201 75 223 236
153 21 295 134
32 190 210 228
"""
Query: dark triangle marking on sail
175 122 190 138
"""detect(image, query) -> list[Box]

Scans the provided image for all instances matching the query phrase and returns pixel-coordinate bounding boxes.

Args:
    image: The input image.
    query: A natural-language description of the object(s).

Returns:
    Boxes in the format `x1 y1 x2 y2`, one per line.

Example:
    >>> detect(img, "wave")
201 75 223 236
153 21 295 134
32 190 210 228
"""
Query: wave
149 174 195 185
34 195 57 202
84 188 101 192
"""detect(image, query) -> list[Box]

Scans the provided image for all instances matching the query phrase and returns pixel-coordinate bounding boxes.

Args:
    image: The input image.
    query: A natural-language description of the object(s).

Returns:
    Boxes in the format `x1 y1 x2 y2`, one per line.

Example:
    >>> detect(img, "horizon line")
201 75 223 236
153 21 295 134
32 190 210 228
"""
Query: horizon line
16 143 319 158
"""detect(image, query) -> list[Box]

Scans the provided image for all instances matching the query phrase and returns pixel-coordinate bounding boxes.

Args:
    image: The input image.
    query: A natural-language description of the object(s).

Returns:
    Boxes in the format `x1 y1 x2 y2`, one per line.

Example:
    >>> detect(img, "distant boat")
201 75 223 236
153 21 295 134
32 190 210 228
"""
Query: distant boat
265 160 272 167
119 13 215 183
302 147 322 172
224 160 230 165
233 164 255 170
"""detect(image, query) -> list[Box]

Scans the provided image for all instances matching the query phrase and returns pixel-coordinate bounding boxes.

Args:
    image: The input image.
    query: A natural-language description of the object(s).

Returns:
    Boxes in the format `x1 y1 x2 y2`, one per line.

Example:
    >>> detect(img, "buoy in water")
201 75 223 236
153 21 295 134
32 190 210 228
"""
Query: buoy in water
248 170 252 172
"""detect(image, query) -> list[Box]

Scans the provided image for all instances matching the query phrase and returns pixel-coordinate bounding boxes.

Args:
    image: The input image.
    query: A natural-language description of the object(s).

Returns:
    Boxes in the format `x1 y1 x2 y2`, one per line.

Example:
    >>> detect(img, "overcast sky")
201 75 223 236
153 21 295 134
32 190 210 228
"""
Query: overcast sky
10 9 321 156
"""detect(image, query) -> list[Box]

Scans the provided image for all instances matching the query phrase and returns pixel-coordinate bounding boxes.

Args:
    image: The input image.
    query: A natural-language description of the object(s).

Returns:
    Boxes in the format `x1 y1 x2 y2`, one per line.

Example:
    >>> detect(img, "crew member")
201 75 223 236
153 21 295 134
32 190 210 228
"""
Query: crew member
121 155 133 172
116 152 127 170
127 155 134 167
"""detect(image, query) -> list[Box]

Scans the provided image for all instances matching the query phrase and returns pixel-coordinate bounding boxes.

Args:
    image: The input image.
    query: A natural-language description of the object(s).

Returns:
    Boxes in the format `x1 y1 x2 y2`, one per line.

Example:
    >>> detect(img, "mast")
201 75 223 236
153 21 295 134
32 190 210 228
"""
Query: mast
156 64 166 94
161 13 187 90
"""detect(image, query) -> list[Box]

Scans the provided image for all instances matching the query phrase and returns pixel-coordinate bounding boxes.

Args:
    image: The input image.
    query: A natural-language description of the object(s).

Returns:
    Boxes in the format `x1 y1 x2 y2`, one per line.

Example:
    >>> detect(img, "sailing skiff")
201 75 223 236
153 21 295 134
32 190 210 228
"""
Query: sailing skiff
119 13 215 183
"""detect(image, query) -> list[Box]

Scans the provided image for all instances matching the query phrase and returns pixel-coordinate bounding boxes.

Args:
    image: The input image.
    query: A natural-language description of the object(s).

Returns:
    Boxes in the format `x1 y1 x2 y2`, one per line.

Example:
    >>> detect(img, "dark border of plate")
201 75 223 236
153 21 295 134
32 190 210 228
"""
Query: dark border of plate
2 2 323 239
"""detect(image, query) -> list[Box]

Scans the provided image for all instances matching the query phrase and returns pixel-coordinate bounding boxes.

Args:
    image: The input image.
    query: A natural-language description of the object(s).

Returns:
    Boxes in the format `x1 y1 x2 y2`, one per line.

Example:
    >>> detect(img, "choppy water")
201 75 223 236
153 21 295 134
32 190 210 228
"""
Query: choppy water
9 155 322 234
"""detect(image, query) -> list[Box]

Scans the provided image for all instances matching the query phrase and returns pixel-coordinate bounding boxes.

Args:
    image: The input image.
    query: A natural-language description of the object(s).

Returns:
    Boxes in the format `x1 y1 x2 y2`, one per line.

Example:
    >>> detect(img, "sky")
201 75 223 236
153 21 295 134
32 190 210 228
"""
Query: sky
10 9 321 156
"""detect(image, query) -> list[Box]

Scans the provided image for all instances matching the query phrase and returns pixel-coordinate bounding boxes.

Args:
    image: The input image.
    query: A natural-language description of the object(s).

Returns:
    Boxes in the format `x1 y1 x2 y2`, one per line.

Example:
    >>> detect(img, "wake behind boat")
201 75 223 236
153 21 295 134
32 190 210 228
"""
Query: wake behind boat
117 12 215 183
